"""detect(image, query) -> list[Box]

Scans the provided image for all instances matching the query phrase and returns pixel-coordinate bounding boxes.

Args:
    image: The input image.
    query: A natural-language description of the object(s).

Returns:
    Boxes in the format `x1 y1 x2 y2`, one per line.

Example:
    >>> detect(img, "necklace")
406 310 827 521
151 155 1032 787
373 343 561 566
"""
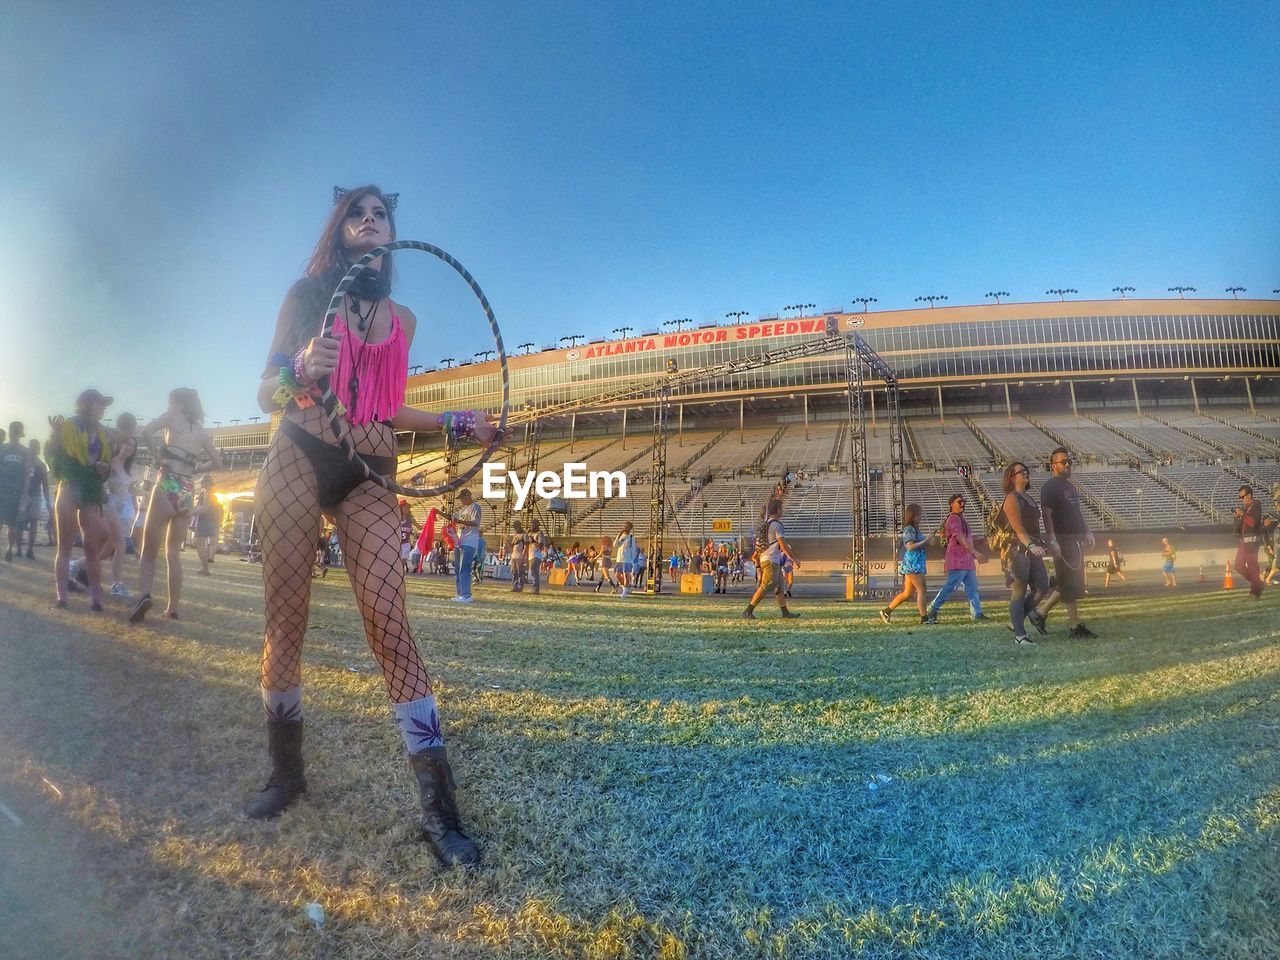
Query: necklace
349 295 379 332
347 296 380 413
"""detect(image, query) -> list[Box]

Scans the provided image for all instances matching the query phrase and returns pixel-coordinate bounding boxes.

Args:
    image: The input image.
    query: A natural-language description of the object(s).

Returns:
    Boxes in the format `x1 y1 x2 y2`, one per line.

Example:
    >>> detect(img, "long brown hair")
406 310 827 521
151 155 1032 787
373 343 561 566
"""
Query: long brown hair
304 185 397 282
1002 462 1026 494
274 186 398 360
170 388 204 425
903 502 921 528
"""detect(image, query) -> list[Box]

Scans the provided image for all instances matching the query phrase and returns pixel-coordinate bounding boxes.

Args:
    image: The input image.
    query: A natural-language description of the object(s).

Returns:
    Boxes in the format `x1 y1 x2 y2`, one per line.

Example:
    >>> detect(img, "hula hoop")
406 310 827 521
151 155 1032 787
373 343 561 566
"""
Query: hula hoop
313 240 509 498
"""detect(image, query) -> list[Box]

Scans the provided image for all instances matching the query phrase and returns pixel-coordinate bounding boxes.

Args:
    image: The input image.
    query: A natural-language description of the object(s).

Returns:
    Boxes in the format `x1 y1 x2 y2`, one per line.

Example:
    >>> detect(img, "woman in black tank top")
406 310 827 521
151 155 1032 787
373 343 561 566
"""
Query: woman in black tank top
1001 462 1050 644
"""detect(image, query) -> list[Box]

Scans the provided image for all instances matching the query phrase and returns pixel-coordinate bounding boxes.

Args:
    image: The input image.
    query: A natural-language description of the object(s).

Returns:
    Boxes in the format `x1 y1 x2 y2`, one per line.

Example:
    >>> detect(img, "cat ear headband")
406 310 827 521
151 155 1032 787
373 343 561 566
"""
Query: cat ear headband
333 186 399 212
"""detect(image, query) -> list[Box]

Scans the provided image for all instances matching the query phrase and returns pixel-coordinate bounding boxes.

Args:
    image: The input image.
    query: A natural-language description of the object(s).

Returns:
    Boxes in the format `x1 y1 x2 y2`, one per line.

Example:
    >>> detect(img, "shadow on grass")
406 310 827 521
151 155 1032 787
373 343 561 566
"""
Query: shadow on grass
1 564 1277 959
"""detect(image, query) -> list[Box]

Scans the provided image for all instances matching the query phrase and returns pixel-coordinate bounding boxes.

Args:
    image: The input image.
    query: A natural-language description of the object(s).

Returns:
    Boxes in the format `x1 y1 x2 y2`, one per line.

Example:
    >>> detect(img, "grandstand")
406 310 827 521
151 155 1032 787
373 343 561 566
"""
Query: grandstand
204 297 1280 558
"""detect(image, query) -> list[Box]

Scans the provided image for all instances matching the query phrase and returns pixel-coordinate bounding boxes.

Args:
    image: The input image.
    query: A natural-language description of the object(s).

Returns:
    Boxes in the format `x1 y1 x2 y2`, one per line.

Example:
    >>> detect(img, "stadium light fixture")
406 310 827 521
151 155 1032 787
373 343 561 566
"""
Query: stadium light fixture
1225 286 1246 299
851 296 878 312
473 350 495 362
250 416 261 424
1045 288 1077 301
724 310 749 323
1112 286 1136 298
559 334 585 347
914 295 948 308
663 318 693 331
1168 286 1196 298
408 364 422 375
984 291 1010 304
440 357 455 368
517 342 535 354
612 326 634 339
213 421 222 428
230 419 241 426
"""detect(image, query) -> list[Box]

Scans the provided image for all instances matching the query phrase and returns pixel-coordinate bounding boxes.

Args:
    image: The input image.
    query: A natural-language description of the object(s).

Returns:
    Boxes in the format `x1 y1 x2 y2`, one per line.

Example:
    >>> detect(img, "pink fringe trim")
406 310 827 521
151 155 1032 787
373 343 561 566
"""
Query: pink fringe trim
332 315 408 425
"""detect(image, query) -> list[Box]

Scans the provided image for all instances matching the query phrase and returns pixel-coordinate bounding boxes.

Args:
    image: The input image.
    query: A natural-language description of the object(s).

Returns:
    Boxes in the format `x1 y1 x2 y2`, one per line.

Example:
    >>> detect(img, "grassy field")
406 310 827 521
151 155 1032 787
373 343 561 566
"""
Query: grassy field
0 555 1277 960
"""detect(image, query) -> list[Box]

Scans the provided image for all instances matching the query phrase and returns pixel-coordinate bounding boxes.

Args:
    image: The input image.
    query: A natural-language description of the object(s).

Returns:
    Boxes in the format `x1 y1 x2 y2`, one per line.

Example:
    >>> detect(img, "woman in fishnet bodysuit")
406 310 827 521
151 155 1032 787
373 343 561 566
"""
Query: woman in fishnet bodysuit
247 186 495 867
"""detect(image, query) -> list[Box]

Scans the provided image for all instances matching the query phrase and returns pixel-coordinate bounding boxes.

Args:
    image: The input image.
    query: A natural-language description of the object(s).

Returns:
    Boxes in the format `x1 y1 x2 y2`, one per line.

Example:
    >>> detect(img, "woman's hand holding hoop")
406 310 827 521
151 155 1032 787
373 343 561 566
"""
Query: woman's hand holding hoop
471 412 501 446
303 336 340 383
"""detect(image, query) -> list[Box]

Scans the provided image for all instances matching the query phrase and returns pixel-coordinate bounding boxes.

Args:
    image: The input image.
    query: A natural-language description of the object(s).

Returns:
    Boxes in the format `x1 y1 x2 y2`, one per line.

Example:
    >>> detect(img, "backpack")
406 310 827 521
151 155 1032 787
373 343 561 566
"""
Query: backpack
984 499 1013 557
754 518 778 554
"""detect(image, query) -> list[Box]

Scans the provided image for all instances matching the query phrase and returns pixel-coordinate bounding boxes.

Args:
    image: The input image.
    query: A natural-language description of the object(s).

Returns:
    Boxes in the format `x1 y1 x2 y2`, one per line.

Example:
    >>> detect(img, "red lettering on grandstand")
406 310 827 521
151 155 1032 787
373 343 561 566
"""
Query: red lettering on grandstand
578 320 835 359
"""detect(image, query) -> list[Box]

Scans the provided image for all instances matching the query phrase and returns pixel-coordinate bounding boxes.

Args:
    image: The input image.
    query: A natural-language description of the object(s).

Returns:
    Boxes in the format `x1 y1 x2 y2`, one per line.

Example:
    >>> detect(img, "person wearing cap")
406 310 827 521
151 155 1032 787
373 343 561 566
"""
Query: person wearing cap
924 493 986 624
0 421 33 563
46 390 114 610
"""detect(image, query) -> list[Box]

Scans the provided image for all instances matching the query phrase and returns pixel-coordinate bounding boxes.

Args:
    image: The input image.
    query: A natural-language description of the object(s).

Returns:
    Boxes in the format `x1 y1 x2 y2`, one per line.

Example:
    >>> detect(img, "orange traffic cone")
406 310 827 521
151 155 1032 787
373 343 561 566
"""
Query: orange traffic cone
1223 563 1234 590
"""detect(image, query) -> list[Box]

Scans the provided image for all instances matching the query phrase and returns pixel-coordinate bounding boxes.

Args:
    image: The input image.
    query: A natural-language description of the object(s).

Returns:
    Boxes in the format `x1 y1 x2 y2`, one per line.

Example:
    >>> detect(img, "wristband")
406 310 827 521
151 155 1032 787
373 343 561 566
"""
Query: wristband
292 349 310 385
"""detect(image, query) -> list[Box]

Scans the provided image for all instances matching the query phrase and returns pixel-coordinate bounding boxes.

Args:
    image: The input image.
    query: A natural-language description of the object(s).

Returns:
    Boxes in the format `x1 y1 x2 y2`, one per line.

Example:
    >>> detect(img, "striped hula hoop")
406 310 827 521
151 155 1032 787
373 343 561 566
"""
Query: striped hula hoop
315 240 509 498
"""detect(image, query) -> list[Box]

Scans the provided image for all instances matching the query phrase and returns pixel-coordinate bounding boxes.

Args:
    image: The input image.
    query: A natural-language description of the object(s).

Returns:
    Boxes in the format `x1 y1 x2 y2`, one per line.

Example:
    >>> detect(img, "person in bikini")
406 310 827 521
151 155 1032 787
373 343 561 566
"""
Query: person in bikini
244 185 497 867
130 388 223 622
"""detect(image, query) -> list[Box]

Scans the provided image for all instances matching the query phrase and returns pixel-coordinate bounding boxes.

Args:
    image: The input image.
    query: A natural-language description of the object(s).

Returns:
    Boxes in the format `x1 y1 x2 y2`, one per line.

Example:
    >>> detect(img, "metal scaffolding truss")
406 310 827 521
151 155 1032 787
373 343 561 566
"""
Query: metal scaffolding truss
443 322 904 593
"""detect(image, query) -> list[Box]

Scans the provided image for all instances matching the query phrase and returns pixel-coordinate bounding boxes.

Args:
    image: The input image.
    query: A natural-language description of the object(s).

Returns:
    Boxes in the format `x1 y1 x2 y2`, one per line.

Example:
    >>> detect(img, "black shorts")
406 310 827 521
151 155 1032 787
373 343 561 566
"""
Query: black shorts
1054 536 1087 601
0 494 19 527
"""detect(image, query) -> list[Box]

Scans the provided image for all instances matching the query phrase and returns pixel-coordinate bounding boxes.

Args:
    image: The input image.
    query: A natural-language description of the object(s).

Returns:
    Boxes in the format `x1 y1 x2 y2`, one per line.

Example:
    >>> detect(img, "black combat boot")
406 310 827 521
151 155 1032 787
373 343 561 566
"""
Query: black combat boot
409 747 481 866
245 720 307 819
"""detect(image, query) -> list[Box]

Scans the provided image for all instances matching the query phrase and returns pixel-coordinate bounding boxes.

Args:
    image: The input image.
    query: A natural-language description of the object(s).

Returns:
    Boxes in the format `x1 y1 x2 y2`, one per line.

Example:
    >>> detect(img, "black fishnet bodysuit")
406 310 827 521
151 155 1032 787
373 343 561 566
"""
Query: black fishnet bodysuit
256 417 430 704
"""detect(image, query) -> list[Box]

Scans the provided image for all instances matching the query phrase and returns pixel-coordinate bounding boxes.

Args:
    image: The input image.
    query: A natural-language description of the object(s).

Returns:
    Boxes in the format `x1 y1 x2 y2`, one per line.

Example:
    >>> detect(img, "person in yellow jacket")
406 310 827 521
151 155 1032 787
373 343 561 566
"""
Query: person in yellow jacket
47 389 114 610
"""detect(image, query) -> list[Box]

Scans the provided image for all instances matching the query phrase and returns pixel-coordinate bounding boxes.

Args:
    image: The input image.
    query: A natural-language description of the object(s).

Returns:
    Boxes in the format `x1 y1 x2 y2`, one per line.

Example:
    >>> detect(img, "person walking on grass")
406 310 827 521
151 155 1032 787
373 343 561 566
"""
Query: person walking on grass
526 518 548 595
1029 448 1097 638
22 439 51 560
1232 485 1265 600
743 497 800 620
0 421 32 564
1103 538 1126 587
130 388 224 623
193 481 223 577
881 502 928 624
1002 461 1050 646
1160 537 1177 588
613 521 637 598
1261 518 1278 586
509 520 528 591
595 533 618 594
47 391 113 610
450 489 482 603
924 493 986 624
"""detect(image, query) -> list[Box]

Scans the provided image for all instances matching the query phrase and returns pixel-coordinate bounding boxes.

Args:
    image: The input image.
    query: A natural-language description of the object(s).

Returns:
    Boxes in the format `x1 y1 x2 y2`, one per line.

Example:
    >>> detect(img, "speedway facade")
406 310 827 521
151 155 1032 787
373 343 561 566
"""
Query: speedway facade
404 298 1280 417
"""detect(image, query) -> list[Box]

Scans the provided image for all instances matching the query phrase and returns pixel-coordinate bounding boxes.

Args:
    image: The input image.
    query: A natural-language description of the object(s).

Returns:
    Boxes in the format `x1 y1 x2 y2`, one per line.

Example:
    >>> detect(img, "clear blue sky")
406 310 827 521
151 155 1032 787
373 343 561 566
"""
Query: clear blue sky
2 0 1277 430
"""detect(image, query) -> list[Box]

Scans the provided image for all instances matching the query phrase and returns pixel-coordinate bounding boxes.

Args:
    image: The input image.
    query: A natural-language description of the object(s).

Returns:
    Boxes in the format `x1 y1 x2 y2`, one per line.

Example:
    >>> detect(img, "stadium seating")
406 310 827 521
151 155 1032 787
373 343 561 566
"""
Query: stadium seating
908 422 992 468
1032 414 1148 464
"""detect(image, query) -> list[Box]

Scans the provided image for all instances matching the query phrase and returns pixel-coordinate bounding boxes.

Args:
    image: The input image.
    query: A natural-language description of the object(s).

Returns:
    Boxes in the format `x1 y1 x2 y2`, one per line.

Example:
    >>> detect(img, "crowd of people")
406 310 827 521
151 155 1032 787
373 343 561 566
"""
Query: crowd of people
0 393 225 618
878 446 1273 644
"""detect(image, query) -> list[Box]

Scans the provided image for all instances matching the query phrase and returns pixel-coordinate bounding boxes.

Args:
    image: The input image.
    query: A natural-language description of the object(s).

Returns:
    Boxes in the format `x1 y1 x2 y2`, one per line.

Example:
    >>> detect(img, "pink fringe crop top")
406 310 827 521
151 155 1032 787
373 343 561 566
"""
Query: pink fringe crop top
331 313 408 425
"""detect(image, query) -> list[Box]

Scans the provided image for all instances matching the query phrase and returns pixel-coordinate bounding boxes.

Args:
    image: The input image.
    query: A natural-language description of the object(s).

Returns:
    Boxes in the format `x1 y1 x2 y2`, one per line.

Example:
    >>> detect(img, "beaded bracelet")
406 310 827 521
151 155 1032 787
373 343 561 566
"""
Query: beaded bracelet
436 409 479 443
270 351 343 415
